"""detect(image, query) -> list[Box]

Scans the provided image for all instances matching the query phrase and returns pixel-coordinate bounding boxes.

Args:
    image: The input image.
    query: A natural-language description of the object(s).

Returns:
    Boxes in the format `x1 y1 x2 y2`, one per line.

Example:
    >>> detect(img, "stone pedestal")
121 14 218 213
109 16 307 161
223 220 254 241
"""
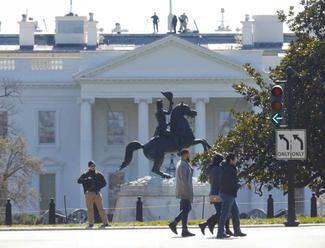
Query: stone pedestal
113 176 213 222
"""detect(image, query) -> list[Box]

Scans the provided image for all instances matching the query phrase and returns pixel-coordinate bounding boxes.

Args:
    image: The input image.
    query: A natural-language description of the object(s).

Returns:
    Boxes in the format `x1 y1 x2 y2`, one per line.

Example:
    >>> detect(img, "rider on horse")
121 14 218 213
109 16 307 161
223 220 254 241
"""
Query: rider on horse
154 92 173 138
154 92 181 151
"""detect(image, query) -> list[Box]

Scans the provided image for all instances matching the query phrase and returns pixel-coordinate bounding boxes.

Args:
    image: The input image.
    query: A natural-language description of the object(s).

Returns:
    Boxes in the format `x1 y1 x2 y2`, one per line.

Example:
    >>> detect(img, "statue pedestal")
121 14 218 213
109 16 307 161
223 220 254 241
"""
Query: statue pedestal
113 176 213 222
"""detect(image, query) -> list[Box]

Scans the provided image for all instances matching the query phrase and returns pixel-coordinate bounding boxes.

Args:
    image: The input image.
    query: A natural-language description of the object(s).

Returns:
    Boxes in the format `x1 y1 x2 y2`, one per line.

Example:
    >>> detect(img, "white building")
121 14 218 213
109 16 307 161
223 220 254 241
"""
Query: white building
0 12 312 218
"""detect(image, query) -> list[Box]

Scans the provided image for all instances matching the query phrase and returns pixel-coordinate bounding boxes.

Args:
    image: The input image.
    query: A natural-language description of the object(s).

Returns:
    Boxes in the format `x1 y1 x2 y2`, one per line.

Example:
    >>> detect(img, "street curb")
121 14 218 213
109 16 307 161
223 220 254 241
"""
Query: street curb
0 223 324 232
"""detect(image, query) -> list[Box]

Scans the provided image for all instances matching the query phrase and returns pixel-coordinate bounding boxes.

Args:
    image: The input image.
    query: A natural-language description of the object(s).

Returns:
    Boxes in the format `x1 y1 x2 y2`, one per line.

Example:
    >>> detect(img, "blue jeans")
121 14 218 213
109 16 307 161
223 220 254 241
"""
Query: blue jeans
217 193 241 237
174 199 192 229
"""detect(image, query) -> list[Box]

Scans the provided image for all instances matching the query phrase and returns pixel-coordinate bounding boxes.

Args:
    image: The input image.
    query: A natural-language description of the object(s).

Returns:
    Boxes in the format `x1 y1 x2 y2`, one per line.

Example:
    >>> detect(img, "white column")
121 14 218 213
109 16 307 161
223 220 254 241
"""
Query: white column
135 98 152 179
79 97 94 207
192 97 209 177
192 97 209 153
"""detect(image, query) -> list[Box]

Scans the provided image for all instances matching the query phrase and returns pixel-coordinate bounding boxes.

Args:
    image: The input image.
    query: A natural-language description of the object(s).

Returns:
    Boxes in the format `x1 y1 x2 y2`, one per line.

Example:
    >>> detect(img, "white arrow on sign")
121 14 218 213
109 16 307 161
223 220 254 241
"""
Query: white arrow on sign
276 129 306 160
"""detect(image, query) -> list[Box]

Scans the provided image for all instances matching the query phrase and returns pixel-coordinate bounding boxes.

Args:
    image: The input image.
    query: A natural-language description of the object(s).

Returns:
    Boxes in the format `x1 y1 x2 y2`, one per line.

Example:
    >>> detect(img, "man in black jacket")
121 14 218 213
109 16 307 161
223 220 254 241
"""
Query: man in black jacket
78 161 109 228
217 153 246 239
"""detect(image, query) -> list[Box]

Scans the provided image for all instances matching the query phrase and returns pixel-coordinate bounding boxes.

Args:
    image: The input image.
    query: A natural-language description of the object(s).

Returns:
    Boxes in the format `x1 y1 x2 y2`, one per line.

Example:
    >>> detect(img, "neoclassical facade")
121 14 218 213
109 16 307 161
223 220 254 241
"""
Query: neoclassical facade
0 30 311 216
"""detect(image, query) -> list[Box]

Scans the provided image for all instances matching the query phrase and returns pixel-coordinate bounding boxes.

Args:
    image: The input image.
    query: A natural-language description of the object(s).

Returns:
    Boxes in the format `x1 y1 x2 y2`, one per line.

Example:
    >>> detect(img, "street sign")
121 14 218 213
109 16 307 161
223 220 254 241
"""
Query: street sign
276 129 306 160
272 112 283 126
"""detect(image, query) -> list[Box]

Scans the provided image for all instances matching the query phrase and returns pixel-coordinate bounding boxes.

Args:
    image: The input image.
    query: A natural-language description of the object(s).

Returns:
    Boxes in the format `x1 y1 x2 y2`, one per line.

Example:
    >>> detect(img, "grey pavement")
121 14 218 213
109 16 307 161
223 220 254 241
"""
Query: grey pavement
0 225 325 248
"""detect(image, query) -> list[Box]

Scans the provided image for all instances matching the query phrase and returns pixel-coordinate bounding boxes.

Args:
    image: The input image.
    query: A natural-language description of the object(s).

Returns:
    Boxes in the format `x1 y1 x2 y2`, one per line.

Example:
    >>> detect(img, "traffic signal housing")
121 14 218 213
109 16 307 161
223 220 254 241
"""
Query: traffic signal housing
271 84 284 126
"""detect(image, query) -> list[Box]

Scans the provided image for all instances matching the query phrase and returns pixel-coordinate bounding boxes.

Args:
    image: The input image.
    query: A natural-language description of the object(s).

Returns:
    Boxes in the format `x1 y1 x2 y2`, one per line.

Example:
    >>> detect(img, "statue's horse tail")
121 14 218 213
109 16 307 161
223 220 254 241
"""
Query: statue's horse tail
119 141 144 171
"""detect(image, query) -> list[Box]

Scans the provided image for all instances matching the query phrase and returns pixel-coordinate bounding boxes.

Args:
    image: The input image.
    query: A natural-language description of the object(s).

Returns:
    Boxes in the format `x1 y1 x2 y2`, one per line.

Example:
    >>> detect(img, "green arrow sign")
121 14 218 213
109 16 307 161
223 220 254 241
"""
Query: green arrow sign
272 112 283 126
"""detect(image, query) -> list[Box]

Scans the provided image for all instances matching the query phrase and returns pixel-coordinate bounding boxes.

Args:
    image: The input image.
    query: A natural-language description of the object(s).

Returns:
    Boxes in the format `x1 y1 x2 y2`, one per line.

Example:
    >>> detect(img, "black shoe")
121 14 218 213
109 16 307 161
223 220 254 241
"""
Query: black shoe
168 221 178 235
198 223 207 235
216 234 230 239
86 224 94 229
99 223 110 228
181 229 195 237
226 229 234 236
207 222 216 234
234 232 247 237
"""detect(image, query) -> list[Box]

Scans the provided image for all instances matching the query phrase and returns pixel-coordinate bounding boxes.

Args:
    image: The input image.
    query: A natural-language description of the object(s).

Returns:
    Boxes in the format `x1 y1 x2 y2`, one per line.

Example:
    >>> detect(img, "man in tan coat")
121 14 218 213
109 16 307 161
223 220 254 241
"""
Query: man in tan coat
78 161 109 228
168 149 195 237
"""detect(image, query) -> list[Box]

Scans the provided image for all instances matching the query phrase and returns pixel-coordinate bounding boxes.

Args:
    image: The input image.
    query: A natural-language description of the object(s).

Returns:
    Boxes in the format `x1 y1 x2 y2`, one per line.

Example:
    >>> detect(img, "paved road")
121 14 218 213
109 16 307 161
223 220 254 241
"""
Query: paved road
1 226 325 248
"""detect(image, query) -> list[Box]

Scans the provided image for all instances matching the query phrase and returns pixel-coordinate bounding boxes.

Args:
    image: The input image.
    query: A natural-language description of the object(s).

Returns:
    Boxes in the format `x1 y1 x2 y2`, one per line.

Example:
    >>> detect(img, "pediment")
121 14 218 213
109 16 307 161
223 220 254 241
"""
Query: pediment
76 35 250 81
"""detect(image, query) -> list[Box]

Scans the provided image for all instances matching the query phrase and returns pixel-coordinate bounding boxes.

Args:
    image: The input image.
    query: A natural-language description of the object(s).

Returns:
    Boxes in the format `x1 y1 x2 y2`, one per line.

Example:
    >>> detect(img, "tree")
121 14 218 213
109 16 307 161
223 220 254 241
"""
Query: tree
0 137 42 208
196 0 325 196
0 78 42 217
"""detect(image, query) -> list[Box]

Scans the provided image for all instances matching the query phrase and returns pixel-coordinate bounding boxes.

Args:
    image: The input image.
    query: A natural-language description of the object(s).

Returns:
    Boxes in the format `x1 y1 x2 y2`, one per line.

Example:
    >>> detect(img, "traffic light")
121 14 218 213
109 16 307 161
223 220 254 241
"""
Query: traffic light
271 84 284 126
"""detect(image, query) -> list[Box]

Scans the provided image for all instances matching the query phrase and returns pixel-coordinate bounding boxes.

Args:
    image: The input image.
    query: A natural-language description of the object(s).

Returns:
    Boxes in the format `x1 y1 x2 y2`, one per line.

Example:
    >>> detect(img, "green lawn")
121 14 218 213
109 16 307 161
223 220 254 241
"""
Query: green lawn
0 216 324 228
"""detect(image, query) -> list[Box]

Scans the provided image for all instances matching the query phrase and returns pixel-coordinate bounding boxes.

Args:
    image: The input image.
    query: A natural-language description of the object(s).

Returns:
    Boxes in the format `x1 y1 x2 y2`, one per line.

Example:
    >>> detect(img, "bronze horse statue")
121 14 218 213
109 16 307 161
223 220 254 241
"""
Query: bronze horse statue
119 102 211 178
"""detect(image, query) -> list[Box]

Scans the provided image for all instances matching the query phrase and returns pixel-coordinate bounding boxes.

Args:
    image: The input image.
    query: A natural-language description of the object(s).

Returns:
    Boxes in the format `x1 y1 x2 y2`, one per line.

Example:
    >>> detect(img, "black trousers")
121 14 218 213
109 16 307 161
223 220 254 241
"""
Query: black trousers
174 199 192 229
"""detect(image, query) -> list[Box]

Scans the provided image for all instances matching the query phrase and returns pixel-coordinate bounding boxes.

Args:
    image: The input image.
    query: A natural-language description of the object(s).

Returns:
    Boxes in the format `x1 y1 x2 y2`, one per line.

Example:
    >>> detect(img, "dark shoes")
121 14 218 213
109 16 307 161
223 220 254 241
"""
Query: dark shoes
198 223 207 235
226 229 234 236
168 221 178 235
208 221 216 234
86 224 94 229
181 229 196 237
234 232 247 237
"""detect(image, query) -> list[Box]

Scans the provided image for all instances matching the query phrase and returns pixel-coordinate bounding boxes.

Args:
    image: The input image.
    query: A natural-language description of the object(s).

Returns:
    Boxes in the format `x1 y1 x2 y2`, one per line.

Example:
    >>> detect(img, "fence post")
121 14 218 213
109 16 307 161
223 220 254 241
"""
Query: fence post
5 199 12 225
310 193 317 217
201 196 205 219
267 194 274 218
49 198 56 224
136 196 143 222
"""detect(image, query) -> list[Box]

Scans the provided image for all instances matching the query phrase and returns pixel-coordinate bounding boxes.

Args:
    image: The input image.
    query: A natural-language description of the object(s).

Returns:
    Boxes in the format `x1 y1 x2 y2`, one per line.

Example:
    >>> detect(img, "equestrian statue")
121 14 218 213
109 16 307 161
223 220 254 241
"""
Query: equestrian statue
119 92 211 178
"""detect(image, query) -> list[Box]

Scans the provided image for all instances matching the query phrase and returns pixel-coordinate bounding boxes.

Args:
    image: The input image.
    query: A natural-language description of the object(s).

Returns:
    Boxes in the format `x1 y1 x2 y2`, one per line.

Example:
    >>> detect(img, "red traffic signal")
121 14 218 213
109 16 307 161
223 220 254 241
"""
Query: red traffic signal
271 85 283 97
271 85 284 111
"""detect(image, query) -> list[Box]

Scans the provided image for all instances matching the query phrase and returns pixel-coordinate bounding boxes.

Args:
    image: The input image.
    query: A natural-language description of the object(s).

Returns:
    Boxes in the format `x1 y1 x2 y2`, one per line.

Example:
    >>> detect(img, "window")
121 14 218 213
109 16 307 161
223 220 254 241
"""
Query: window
218 111 234 136
57 21 84 33
39 173 56 212
0 60 15 70
38 111 56 144
0 111 8 137
107 112 125 144
32 59 63 70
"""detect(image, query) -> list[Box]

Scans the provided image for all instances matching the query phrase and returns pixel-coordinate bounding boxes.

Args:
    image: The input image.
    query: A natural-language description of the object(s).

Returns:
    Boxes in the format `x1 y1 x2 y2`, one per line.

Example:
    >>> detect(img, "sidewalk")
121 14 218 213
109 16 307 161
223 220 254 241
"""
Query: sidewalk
1 223 325 232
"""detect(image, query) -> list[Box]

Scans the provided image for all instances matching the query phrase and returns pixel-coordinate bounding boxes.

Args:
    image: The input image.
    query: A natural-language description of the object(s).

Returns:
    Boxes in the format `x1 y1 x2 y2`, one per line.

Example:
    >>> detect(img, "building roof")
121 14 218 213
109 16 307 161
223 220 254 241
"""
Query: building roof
0 33 296 52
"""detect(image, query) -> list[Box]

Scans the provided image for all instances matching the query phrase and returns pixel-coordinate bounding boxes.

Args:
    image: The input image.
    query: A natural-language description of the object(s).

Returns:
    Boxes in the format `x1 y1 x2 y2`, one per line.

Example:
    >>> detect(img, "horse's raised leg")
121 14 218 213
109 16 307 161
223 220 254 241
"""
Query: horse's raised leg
151 155 172 179
192 139 211 151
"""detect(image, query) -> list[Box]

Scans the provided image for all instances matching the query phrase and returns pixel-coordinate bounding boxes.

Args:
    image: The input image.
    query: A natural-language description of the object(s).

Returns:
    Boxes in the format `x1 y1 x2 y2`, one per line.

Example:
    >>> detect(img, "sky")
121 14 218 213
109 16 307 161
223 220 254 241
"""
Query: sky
0 0 302 34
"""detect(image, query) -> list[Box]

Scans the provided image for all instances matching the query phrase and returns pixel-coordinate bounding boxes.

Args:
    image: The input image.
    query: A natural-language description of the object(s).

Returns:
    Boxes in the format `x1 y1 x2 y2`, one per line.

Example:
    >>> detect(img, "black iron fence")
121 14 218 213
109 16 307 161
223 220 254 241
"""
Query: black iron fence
1 193 320 225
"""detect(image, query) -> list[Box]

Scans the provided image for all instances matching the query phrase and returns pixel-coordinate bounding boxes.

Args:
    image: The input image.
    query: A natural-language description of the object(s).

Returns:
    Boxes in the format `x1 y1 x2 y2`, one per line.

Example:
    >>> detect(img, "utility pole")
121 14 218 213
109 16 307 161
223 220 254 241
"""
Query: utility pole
284 66 300 227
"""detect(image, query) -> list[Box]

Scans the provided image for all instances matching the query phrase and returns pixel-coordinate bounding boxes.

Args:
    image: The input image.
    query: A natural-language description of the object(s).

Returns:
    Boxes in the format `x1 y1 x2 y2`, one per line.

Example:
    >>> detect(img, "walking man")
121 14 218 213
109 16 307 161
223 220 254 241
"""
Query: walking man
168 149 195 237
78 161 109 228
216 153 246 239
198 154 233 236
151 12 159 33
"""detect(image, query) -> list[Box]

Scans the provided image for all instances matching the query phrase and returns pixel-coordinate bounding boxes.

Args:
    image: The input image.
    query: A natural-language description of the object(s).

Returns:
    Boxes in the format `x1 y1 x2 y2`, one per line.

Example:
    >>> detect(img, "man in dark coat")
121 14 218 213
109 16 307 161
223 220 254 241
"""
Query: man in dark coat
216 153 246 238
151 12 159 33
198 154 233 235
78 161 109 228
172 15 178 33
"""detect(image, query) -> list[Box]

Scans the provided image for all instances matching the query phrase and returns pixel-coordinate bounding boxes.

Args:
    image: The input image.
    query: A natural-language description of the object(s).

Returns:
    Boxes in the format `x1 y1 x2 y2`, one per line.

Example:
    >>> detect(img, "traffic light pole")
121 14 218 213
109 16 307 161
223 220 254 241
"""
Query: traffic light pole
284 67 299 227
